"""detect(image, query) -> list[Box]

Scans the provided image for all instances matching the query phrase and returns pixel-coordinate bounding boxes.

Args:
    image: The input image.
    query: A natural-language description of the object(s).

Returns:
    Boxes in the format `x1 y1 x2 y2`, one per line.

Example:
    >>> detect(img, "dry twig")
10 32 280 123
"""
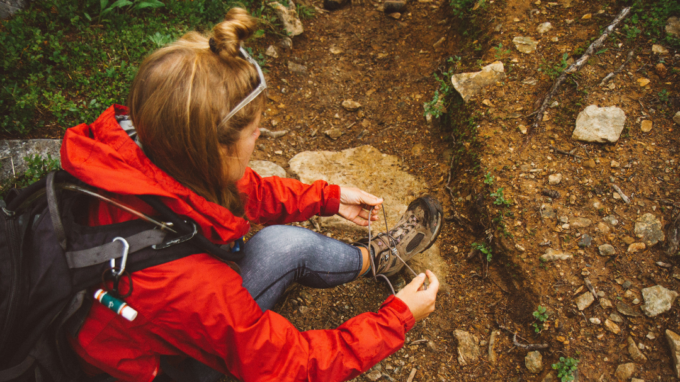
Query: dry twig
611 184 631 204
550 145 584 160
524 7 631 141
599 50 635 86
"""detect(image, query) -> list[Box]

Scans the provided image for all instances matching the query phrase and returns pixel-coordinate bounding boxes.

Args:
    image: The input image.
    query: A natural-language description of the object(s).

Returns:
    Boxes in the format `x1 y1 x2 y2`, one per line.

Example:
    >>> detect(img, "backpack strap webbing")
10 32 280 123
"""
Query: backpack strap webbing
65 229 166 269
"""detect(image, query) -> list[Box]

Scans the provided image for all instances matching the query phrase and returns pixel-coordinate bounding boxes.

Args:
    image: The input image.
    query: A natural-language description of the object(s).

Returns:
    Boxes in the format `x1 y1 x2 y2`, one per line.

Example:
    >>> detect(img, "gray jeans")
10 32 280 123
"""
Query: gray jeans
184 225 364 382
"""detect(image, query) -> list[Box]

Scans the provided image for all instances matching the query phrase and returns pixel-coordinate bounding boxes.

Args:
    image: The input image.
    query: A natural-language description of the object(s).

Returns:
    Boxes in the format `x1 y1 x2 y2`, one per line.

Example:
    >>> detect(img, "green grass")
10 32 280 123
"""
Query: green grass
623 0 680 48
0 0 277 136
1 153 61 201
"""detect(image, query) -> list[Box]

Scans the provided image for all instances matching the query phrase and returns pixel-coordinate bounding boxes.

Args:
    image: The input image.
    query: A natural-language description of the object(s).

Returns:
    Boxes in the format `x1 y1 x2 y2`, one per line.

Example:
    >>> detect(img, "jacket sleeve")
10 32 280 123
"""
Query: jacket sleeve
237 167 341 225
140 255 415 382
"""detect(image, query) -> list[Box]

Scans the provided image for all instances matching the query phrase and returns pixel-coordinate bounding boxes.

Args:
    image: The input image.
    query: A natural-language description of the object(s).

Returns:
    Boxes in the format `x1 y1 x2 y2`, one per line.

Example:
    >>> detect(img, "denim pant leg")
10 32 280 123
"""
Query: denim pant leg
238 225 364 311
186 225 363 382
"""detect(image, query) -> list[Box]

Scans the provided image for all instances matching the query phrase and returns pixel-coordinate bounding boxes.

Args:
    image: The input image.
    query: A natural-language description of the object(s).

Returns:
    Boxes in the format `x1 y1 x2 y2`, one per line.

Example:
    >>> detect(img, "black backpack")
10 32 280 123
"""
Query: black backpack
0 171 245 382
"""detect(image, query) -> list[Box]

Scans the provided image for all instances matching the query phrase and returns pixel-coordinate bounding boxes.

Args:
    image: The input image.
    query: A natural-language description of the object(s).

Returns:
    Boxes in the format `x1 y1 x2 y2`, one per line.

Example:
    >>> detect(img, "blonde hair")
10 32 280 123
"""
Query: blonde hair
127 8 264 216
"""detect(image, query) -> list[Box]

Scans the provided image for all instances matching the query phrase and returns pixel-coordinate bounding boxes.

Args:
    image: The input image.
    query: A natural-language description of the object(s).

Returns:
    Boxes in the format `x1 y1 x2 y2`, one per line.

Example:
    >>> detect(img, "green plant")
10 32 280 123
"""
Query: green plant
532 305 548 333
296 3 315 19
483 172 494 185
423 57 459 118
658 89 670 104
449 0 478 18
539 53 569 80
552 357 579 382
98 0 165 21
493 43 511 60
490 187 512 206
16 153 61 188
472 242 492 262
148 32 173 47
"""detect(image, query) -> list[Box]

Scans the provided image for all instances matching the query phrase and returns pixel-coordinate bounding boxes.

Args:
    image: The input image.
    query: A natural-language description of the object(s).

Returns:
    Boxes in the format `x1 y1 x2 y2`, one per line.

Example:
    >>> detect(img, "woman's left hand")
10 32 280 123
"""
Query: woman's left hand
338 187 383 226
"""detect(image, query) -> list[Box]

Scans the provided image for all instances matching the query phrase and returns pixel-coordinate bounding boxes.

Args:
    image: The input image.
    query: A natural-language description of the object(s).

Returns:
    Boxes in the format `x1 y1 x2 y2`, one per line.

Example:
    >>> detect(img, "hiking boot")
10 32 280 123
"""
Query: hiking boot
358 195 443 277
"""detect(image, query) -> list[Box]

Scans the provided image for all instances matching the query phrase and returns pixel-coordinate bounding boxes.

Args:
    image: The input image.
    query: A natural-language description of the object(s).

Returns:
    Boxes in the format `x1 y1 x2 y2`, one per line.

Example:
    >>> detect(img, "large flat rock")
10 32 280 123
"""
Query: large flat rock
1 139 62 182
289 145 448 287
572 105 626 143
451 61 506 102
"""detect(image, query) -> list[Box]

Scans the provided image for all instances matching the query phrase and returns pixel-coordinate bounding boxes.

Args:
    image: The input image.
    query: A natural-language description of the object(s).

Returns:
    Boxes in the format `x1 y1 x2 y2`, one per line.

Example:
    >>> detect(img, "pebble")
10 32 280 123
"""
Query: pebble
525 351 543 374
548 173 562 185
342 100 362 111
627 243 646 253
324 128 343 140
655 63 667 78
634 213 665 247
614 363 635 380
540 204 555 219
537 22 553 34
541 248 572 262
366 370 382 381
575 292 595 310
627 336 648 364
582 13 592 19
605 319 621 334
617 301 643 317
280 37 293 50
622 280 632 289
388 12 401 20
578 234 592 247
641 285 678 317
265 45 279 58
598 244 616 256
454 330 481 365
596 222 610 234
571 217 592 228
652 44 669 55
609 312 623 323
299 305 309 314
600 298 613 309
611 160 620 168
589 317 601 325
489 330 500 365
637 78 650 87
674 111 680 126
667 330 680 379
288 61 307 74
513 36 539 54
603 215 619 226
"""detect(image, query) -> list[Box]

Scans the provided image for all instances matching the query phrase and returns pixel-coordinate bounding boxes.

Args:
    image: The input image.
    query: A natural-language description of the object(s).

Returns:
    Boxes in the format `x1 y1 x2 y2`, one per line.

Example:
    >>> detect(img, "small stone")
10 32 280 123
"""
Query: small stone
525 351 543 374
522 77 539 86
575 292 595 310
548 173 562 185
632 379 645 382
537 22 552 34
628 243 646 253
622 280 632 290
342 100 362 111
667 330 680 378
605 319 621 334
667 17 680 37
647 332 656 340
324 128 343 140
609 312 623 323
590 317 601 325
542 372 556 382
598 244 616 256
584 159 596 168
571 217 592 228
519 124 528 134
366 369 382 381
637 78 650 87
513 36 539 54
623 236 635 245
600 298 613 309
271 0 304 36
299 305 309 314
265 45 279 58
627 337 648 364
641 285 678 317
655 63 667 78
516 244 526 252
329 46 343 54
541 248 572 262
489 330 499 365
652 44 669 55
617 301 643 317
540 204 555 219
578 234 592 247
288 61 307 74
611 160 620 168
582 13 591 19
454 330 481 365
624 290 636 299
674 112 680 125
614 363 635 380
572 105 626 143
387 12 401 19
451 61 506 102
603 215 619 226
634 213 665 247
280 37 293 50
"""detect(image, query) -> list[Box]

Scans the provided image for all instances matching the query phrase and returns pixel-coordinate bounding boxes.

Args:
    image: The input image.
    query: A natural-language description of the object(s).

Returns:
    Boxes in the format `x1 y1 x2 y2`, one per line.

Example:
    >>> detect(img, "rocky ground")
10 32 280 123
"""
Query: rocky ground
2 0 679 380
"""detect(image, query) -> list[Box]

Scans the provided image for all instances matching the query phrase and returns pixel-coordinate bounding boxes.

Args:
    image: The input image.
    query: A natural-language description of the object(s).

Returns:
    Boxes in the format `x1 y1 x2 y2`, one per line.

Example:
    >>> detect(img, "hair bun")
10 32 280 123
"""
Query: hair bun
211 8 257 59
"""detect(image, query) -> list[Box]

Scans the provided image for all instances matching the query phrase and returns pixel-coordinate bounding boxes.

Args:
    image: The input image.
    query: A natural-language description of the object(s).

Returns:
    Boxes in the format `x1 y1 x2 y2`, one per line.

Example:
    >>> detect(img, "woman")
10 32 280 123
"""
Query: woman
62 8 442 382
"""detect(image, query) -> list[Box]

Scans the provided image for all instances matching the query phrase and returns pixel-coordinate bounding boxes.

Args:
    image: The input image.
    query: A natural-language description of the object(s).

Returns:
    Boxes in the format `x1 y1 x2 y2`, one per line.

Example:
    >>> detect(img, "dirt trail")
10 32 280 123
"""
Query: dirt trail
249 0 680 380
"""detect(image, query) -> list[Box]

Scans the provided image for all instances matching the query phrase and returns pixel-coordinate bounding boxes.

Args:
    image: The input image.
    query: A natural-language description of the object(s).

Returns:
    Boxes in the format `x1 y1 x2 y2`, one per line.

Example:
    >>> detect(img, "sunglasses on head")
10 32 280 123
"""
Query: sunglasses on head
220 46 267 124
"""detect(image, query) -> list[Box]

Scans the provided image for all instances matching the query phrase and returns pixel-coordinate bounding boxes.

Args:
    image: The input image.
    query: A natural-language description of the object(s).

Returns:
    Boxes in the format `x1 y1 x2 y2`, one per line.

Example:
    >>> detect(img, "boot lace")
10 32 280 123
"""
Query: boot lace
367 206 422 295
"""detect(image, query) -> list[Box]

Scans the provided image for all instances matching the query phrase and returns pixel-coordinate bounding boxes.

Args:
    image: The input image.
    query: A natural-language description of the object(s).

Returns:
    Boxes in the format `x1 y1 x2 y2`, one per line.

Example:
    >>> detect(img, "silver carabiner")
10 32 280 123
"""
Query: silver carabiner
110 237 129 278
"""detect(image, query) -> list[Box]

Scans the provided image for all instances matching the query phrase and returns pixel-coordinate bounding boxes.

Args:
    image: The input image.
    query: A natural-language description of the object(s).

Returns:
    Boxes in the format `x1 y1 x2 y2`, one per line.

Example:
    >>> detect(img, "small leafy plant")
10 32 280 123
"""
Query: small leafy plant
658 89 669 104
17 154 61 188
483 172 494 185
532 305 548 333
552 357 579 382
490 188 512 207
492 43 511 60
471 242 492 262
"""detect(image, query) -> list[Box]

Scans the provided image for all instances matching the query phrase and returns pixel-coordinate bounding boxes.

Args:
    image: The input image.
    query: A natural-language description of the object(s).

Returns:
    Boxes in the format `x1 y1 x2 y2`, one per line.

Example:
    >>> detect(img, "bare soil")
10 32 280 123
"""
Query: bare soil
247 0 680 380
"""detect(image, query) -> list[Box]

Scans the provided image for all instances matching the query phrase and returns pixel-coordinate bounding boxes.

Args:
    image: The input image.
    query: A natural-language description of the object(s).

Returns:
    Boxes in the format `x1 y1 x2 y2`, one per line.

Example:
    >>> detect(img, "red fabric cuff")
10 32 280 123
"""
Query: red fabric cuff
381 295 416 332
320 184 341 216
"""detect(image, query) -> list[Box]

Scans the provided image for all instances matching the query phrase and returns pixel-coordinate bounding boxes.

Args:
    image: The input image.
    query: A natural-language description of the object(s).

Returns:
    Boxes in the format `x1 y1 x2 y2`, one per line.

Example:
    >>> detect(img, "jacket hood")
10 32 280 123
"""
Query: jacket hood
61 104 250 244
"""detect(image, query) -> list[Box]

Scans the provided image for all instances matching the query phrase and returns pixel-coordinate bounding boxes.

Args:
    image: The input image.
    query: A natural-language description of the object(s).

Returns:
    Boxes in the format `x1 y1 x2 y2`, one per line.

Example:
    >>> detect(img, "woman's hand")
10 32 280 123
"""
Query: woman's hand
338 187 383 226
395 270 439 322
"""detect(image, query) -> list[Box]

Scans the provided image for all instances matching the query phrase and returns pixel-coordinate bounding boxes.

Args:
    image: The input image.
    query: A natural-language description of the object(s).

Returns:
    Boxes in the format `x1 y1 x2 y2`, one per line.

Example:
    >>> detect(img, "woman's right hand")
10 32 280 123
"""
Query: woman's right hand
395 270 439 322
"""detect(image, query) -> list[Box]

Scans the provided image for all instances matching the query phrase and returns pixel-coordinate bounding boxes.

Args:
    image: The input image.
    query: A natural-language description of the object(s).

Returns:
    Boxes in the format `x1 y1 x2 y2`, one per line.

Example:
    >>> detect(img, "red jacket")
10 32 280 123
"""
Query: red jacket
62 105 415 382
